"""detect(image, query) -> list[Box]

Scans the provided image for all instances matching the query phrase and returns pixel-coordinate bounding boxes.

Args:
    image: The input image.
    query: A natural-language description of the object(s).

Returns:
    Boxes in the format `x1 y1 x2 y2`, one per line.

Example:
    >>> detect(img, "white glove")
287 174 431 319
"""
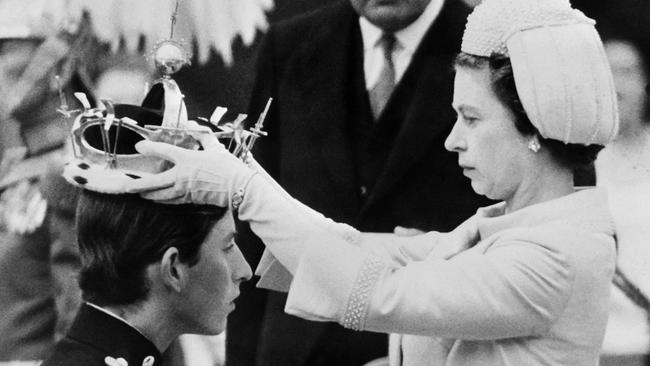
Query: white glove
126 137 257 209
244 154 359 243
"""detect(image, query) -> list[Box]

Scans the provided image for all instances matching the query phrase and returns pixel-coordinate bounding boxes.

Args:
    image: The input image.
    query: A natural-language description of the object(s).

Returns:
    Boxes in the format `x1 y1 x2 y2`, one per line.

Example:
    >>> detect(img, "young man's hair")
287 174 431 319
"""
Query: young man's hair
76 191 227 306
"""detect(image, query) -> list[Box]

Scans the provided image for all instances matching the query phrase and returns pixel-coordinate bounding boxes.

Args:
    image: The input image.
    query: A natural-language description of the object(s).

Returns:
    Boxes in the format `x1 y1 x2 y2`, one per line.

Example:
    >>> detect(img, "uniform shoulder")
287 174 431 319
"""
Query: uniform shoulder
41 338 105 366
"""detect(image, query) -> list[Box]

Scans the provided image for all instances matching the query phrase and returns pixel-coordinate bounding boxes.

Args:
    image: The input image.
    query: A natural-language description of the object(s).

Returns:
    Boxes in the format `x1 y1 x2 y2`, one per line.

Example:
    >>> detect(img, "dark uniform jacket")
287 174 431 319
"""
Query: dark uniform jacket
41 304 162 366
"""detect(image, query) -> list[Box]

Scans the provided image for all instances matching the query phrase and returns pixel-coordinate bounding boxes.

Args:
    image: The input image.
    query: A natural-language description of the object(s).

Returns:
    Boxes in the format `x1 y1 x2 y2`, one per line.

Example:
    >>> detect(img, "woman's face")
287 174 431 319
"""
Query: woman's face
445 66 531 201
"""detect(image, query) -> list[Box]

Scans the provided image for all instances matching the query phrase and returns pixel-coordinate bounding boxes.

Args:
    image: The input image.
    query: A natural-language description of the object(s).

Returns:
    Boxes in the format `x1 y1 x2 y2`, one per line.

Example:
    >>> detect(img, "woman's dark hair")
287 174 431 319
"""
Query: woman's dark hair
454 52 603 169
76 190 227 306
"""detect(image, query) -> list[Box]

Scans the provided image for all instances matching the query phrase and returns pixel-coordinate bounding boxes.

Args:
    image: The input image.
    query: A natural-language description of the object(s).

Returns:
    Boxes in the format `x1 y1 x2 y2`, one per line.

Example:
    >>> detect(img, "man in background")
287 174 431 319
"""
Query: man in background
228 0 489 365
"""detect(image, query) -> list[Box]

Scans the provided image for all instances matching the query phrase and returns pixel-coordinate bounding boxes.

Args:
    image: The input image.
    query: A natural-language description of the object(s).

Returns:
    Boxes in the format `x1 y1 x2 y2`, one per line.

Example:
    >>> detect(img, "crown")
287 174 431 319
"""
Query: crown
59 1 271 193
61 75 271 194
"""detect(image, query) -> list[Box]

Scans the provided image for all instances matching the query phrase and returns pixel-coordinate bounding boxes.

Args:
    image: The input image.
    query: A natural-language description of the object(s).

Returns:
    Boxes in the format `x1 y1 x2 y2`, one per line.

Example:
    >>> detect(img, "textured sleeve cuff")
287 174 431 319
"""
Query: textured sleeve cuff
284 236 387 330
341 256 385 330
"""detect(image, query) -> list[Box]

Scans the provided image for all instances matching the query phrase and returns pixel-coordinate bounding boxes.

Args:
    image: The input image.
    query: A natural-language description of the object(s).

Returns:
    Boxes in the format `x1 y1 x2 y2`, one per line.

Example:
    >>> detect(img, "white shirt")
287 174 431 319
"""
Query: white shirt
359 0 445 90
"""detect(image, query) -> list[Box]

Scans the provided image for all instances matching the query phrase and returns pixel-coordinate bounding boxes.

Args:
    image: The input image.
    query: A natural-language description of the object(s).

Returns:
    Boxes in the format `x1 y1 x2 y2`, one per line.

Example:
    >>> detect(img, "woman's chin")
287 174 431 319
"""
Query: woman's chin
470 181 487 197
471 181 501 201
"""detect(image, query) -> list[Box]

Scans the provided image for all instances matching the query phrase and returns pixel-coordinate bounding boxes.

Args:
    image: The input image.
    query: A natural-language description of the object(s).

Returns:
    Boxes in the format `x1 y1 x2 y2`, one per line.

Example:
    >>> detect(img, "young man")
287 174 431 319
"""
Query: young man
42 191 251 366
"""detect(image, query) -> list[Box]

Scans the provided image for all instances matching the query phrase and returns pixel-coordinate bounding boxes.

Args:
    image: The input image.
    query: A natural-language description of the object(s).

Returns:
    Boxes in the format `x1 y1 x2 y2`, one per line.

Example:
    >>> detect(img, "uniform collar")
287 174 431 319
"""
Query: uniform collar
67 303 162 366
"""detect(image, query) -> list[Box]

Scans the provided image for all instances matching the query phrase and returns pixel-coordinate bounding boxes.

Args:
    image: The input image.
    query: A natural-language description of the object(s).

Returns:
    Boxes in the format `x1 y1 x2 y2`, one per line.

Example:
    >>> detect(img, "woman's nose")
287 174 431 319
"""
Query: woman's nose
444 120 466 152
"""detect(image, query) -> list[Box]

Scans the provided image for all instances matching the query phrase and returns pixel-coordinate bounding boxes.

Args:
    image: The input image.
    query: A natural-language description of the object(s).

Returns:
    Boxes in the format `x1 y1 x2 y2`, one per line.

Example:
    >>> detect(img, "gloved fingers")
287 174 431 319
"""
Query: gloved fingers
139 186 186 202
125 168 176 193
186 120 226 152
135 140 186 164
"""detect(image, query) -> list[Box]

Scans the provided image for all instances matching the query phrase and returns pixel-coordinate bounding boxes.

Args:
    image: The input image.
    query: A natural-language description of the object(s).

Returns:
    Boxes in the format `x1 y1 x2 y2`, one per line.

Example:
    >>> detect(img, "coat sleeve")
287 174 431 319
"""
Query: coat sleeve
256 231 442 292
284 231 574 340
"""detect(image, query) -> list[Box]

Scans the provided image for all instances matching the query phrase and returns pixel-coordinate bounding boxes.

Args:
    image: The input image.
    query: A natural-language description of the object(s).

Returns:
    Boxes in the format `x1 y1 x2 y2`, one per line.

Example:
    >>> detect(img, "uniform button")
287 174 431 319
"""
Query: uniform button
360 185 368 197
142 355 155 366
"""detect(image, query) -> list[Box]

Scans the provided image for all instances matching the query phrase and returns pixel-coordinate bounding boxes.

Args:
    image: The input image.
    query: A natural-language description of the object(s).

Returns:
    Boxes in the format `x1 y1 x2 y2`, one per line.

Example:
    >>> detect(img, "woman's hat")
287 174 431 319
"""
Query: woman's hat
461 0 619 145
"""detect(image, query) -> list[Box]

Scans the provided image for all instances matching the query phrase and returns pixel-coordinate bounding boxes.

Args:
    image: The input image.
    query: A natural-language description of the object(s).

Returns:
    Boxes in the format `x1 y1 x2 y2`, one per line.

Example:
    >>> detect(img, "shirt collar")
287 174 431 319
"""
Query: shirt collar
359 0 445 53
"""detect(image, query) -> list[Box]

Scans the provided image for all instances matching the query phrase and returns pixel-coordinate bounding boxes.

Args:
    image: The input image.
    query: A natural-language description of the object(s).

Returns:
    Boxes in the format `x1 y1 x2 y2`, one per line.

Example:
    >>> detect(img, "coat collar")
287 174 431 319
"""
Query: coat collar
67 303 163 366
477 188 615 240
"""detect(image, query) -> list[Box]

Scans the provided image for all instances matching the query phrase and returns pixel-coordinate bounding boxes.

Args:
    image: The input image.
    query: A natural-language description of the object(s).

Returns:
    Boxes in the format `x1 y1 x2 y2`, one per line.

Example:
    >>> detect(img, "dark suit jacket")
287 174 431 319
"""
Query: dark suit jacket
41 304 163 366
228 1 489 365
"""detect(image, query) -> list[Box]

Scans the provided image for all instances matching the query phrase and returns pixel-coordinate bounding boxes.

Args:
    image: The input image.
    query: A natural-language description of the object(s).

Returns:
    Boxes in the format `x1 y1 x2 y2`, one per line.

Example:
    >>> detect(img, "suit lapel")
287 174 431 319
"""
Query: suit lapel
362 0 469 213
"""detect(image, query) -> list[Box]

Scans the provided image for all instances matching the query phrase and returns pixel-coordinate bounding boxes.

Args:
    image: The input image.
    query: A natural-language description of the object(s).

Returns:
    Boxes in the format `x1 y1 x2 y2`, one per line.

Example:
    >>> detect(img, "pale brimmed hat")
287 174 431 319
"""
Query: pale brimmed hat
461 0 619 145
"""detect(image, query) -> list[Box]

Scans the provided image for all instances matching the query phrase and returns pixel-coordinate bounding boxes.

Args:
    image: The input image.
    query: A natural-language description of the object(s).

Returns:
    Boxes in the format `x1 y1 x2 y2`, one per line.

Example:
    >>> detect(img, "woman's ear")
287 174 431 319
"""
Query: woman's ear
160 247 186 292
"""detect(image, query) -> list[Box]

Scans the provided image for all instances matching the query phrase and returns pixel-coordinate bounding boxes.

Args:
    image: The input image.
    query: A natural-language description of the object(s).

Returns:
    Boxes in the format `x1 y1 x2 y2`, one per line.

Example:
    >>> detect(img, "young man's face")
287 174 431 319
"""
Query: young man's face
178 213 252 334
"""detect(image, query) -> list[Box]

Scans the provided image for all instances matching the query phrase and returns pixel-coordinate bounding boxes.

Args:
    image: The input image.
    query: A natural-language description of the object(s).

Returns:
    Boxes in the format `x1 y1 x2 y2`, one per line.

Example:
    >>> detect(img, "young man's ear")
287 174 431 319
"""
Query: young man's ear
160 247 187 292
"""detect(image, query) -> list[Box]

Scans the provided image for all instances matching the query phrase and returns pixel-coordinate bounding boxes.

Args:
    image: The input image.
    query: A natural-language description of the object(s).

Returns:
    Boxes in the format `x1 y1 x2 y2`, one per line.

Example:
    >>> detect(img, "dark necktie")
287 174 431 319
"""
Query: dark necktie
369 33 397 120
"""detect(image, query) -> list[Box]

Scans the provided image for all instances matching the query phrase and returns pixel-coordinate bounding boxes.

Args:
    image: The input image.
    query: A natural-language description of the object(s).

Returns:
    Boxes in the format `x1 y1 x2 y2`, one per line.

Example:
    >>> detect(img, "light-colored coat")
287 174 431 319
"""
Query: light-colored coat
259 188 616 365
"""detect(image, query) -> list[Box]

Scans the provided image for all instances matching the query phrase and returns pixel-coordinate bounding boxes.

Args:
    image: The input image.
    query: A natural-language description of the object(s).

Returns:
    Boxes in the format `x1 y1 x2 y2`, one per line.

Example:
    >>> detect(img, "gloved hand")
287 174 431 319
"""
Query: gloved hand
126 128 257 209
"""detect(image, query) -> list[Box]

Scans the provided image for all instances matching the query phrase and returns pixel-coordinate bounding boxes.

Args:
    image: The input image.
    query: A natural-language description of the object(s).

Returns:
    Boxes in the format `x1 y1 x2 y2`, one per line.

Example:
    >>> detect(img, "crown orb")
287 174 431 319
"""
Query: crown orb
153 40 190 76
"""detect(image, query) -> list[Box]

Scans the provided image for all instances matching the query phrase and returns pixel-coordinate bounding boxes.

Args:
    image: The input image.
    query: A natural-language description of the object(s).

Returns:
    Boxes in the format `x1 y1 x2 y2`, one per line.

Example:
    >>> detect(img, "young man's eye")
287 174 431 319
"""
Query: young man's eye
463 115 478 124
224 241 236 252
